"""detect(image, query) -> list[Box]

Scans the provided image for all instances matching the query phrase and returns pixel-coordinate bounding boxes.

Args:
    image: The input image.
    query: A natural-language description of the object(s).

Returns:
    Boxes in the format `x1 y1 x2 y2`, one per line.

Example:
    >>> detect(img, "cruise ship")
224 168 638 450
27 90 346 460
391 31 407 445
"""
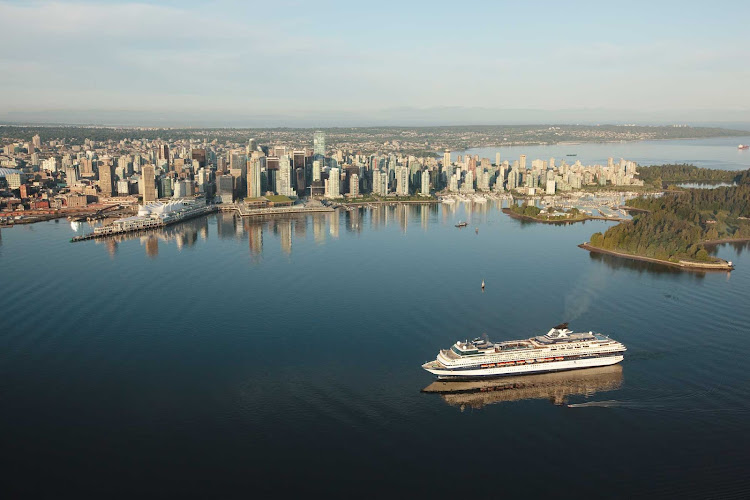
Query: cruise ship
422 323 626 379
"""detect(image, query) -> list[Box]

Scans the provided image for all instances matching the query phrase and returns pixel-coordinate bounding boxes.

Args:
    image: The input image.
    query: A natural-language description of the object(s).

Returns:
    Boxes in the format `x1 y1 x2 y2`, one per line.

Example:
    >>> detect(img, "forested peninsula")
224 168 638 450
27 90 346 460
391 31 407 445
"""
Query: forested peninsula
584 167 750 269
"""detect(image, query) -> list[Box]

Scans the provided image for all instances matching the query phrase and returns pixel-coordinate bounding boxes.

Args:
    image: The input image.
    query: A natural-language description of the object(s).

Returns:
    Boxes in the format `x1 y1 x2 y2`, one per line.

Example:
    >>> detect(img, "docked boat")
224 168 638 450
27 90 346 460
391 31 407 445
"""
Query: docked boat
422 323 626 379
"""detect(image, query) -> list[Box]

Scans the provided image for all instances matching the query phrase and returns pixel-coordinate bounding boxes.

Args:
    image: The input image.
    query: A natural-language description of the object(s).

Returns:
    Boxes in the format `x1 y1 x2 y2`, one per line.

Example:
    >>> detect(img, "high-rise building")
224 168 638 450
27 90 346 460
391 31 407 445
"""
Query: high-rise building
32 134 41 150
141 165 156 203
313 130 325 157
325 167 340 198
396 166 409 195
218 174 235 203
191 149 207 168
443 149 451 169
247 159 261 198
520 154 527 170
277 155 293 196
312 160 322 182
421 170 430 195
495 152 501 166
65 166 78 186
98 157 115 197
158 177 173 198
349 173 359 197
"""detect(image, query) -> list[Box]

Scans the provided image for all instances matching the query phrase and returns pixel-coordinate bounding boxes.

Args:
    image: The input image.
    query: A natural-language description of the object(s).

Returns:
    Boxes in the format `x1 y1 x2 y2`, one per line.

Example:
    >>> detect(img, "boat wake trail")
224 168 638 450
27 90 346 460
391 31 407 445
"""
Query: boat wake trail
568 399 750 413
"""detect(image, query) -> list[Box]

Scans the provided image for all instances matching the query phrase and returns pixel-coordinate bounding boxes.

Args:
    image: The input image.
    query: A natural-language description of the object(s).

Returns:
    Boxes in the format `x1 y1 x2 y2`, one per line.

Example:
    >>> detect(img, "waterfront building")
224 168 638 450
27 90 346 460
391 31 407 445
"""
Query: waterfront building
546 178 556 195
141 165 156 203
495 152 501 166
449 174 458 192
218 174 235 203
520 154 527 170
278 155 293 197
247 159 261 198
372 169 388 196
350 173 359 197
421 169 430 195
396 166 409 195
325 167 340 198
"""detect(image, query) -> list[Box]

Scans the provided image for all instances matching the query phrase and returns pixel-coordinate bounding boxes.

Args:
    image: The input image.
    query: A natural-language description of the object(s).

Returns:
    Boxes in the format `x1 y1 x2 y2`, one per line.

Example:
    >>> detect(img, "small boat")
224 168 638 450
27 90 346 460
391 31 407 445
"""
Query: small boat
475 227 479 234
739 144 749 150
481 280 485 289
455 221 468 227
566 153 577 156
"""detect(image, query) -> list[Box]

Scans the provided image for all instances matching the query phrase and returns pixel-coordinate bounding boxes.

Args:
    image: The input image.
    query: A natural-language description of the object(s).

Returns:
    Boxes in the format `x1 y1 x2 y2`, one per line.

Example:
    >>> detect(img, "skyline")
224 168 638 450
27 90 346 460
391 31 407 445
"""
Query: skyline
1 1 750 126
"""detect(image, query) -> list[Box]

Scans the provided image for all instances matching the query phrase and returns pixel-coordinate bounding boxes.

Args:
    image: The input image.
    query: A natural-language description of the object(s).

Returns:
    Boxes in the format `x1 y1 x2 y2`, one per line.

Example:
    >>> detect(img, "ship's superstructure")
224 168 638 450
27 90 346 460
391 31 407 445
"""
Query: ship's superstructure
422 323 626 379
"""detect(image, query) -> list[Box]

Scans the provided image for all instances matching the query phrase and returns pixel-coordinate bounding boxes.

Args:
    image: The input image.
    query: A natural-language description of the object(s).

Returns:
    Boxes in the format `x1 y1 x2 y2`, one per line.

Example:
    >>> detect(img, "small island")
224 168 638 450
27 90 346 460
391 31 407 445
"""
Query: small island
580 166 750 271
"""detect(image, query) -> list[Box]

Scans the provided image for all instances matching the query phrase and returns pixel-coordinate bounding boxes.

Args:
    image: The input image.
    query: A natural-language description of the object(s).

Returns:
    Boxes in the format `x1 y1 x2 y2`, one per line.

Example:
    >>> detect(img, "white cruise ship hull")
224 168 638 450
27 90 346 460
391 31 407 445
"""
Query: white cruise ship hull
424 355 623 379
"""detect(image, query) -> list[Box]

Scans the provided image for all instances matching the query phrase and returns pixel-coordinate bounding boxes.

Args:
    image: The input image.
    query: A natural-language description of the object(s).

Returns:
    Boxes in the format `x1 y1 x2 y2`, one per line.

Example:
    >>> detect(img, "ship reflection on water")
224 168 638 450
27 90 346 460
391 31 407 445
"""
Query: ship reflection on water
422 365 623 411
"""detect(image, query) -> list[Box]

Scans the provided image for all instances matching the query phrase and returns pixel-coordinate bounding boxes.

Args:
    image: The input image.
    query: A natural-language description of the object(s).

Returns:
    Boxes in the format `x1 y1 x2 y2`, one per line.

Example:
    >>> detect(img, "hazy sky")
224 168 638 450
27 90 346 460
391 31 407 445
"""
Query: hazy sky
1 0 749 125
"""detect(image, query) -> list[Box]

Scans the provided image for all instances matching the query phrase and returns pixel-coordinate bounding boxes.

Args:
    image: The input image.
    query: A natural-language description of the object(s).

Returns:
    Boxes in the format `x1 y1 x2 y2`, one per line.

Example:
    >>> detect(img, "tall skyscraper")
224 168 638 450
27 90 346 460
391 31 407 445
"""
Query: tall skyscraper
277 155 293 196
349 173 359 197
443 150 451 168
141 165 156 203
520 154 527 170
325 167 340 198
247 159 261 198
32 134 41 150
312 160 322 181
98 157 115 197
396 166 409 195
421 170 430 195
313 131 325 157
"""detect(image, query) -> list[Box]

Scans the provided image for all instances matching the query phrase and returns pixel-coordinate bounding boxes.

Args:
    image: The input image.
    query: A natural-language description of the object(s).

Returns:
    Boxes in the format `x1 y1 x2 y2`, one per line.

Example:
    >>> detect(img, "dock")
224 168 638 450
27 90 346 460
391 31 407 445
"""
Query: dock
71 204 218 242
218 203 334 218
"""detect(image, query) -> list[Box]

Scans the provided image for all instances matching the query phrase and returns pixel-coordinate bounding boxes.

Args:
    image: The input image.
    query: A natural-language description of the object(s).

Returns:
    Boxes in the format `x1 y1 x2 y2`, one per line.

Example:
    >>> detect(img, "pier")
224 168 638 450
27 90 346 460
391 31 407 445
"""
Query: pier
218 202 334 217
71 204 218 242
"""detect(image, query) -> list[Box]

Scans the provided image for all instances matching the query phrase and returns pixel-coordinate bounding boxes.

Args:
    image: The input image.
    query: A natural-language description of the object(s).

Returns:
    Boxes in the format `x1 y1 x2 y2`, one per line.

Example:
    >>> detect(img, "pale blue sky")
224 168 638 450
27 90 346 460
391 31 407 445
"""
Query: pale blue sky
1 0 749 125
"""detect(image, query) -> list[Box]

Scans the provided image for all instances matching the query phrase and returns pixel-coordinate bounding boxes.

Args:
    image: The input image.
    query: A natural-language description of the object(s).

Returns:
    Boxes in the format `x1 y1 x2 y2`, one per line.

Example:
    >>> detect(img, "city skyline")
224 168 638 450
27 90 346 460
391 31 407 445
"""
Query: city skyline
1 1 749 126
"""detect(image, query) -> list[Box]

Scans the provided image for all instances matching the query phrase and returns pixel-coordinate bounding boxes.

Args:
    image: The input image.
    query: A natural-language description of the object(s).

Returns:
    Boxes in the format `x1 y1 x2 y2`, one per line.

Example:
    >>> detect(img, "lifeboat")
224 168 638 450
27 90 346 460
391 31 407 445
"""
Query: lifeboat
555 357 564 361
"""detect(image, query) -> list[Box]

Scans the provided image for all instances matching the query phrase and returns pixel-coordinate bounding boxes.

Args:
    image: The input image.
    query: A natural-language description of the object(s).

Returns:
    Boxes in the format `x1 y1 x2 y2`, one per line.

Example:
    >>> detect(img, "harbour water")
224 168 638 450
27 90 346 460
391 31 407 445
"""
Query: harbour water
2 199 750 497
459 135 750 171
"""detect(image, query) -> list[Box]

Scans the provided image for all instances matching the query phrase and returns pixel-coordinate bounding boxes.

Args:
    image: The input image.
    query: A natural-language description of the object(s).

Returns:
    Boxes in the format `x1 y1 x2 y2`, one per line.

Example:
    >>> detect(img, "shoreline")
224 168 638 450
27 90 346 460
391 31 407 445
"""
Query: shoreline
702 237 750 246
454 134 750 153
578 243 734 272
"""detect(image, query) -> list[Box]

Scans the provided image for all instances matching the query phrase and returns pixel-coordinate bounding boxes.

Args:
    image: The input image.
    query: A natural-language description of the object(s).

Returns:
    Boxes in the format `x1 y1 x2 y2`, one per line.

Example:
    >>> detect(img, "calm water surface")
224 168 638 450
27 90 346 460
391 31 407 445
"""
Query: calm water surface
2 201 749 498
460 135 750 171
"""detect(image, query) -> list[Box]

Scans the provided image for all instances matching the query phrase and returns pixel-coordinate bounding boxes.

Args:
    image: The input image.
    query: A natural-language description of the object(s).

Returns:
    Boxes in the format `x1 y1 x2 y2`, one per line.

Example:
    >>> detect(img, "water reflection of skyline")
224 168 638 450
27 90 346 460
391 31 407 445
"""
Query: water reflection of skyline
82 203 482 258
422 365 623 411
